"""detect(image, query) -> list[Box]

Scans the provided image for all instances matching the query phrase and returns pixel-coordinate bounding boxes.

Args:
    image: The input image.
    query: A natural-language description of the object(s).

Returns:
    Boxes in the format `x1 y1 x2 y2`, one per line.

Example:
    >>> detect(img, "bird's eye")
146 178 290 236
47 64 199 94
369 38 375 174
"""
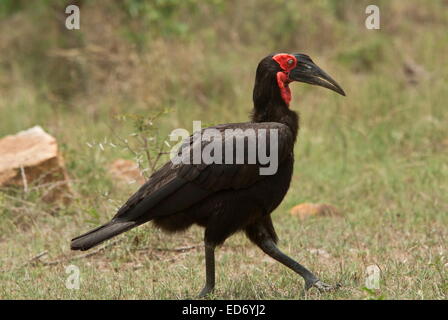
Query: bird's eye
288 59 294 65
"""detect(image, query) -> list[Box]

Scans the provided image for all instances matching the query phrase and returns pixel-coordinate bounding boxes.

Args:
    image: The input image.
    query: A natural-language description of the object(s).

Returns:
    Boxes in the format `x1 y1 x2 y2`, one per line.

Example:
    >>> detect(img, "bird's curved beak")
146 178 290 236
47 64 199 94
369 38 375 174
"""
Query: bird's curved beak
289 54 346 96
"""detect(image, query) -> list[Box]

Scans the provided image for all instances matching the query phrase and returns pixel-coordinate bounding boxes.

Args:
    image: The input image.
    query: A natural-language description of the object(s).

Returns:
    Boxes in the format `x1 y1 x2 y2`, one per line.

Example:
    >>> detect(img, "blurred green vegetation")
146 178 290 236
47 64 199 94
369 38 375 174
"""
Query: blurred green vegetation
0 0 447 299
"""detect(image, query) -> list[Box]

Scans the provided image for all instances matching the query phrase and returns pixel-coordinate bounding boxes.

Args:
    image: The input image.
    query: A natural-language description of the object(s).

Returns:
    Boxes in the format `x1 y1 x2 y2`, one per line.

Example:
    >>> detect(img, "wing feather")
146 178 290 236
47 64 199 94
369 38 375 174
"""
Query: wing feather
113 122 293 222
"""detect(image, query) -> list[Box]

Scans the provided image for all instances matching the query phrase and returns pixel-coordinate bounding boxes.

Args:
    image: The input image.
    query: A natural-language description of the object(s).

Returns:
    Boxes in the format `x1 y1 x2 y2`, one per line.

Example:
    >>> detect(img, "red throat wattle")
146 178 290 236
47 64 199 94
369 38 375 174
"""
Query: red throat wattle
272 53 297 106
276 72 292 105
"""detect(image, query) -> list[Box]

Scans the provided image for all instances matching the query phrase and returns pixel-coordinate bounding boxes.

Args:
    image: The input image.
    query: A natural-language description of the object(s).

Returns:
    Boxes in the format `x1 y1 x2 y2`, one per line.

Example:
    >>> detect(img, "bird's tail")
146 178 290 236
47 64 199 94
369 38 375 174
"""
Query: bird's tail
71 220 136 251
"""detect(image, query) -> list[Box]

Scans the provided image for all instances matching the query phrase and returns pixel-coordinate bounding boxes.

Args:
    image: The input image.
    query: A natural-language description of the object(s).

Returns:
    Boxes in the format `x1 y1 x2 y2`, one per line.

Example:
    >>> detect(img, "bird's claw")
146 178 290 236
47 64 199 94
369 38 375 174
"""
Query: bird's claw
305 279 340 292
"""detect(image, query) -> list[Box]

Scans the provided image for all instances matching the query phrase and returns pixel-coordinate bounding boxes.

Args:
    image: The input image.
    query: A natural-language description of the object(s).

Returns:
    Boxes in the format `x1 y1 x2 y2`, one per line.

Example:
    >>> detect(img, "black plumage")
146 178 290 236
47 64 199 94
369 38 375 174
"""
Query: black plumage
71 53 345 296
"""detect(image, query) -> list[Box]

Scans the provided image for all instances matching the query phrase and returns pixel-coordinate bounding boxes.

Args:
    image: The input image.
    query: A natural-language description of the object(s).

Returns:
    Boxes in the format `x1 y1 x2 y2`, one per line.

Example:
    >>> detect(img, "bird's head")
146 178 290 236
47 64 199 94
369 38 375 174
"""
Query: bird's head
256 53 345 106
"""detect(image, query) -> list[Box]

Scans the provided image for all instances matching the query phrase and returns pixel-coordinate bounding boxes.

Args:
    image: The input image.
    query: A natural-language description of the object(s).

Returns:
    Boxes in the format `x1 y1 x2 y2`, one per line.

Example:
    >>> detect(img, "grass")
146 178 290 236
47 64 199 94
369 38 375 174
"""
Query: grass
0 0 447 299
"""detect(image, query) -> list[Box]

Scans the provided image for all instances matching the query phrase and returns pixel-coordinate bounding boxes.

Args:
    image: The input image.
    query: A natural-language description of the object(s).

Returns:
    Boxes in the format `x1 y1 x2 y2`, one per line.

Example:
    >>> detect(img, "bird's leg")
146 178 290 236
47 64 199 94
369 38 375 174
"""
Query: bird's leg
198 242 215 298
247 221 337 292
257 237 334 291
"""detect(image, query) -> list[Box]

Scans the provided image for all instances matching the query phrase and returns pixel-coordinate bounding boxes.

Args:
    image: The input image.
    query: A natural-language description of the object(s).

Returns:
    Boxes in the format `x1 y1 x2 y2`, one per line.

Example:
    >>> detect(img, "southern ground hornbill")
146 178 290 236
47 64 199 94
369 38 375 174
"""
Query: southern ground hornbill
71 53 345 297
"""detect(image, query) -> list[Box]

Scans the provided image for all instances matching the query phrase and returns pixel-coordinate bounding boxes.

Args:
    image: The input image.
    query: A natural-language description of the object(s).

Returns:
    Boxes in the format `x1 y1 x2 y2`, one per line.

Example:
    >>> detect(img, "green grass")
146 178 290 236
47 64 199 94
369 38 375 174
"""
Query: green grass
0 0 447 299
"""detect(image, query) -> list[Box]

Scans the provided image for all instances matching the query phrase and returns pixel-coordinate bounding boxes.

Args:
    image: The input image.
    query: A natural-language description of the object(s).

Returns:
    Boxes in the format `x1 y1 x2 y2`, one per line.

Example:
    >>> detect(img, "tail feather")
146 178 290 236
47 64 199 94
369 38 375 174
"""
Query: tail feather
71 220 136 251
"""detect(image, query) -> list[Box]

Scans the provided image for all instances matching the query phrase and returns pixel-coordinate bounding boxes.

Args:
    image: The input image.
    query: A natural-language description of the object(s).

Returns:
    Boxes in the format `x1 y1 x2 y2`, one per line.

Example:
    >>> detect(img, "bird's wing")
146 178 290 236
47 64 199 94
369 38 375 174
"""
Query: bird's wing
112 122 294 222
175 122 294 189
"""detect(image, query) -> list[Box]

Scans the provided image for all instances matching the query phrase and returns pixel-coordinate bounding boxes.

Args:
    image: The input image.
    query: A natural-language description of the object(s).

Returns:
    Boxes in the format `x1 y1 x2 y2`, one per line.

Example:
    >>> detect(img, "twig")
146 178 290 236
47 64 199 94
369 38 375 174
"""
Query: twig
24 251 48 266
1 193 37 207
140 134 152 172
27 179 75 192
29 242 200 267
19 165 28 193
151 144 165 174
41 238 124 266
135 244 203 253
2 242 203 273
106 123 140 157
13 250 48 270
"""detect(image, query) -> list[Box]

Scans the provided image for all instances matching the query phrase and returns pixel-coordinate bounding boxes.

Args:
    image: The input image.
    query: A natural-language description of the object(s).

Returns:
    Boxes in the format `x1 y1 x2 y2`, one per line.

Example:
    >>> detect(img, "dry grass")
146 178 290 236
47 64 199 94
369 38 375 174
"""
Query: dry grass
0 0 447 299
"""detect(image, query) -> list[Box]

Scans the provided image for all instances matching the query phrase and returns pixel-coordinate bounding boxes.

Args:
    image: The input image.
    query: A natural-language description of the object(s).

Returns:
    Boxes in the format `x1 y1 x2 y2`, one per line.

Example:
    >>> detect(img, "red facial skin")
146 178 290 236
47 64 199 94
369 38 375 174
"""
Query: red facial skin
276 72 292 105
272 53 298 106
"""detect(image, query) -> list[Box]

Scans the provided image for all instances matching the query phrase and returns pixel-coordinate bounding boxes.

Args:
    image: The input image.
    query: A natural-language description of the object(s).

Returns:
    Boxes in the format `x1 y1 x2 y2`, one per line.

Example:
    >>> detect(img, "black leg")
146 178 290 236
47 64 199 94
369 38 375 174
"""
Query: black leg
258 236 319 286
256 236 334 290
246 219 336 291
198 242 215 298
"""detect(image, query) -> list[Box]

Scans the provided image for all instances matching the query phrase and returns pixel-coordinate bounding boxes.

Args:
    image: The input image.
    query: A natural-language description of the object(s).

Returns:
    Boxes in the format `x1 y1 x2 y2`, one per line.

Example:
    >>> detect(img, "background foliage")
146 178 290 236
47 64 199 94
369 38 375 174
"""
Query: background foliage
0 0 447 299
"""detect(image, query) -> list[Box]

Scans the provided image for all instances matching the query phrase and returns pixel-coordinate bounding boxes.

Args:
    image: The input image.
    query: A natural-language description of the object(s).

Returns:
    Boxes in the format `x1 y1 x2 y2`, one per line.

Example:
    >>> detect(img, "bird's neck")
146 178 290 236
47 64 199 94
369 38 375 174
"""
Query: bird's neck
251 74 299 142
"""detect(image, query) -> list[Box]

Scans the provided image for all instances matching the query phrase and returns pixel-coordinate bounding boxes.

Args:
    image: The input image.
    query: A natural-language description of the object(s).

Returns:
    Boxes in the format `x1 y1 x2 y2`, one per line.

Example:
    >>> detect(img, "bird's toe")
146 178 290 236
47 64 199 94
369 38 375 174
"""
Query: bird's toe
306 280 340 292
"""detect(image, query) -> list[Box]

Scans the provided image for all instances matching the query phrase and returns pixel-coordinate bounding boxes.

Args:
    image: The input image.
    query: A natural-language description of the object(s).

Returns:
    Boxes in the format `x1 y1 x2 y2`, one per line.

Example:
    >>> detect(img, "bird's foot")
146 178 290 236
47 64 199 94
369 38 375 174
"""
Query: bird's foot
198 285 214 298
305 279 340 292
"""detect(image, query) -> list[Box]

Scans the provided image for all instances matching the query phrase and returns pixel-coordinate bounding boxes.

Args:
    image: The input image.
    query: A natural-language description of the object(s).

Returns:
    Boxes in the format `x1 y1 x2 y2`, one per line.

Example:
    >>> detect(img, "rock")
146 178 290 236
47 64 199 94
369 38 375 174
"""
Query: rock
0 126 70 203
289 203 341 220
108 159 145 185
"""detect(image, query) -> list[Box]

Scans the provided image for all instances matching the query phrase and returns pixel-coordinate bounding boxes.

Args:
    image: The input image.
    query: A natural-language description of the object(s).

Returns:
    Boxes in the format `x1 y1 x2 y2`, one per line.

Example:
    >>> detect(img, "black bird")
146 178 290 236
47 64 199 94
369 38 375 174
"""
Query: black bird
71 53 345 297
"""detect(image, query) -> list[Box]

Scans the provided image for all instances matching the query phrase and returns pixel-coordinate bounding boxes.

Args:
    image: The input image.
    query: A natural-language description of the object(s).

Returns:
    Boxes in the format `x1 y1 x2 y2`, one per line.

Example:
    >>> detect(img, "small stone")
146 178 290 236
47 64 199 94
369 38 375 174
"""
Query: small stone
289 203 341 220
109 159 145 185
0 126 70 203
